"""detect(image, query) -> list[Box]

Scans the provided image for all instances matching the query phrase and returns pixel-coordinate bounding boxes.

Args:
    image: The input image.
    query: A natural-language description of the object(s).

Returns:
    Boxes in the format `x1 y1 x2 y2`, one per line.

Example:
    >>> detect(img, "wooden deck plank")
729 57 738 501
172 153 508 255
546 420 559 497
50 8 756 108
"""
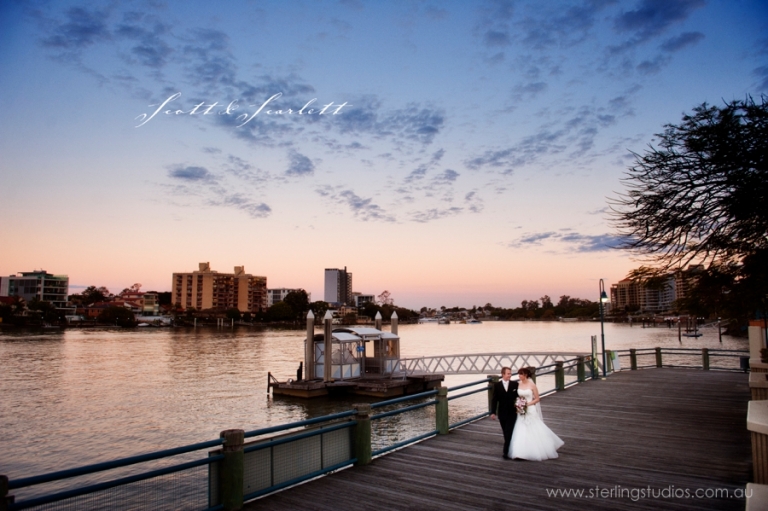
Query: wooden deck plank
245 369 751 510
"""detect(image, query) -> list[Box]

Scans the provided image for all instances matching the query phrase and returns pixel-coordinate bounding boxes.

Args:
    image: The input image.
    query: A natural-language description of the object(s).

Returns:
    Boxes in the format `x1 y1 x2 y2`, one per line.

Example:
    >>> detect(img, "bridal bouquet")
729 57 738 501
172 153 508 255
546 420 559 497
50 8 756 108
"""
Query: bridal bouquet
515 397 527 415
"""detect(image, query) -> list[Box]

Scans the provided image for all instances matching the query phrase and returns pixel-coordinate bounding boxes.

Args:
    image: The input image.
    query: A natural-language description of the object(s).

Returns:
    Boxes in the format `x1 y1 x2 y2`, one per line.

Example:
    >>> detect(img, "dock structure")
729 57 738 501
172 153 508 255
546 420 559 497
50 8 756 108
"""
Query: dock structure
247 369 751 510
270 311 447 398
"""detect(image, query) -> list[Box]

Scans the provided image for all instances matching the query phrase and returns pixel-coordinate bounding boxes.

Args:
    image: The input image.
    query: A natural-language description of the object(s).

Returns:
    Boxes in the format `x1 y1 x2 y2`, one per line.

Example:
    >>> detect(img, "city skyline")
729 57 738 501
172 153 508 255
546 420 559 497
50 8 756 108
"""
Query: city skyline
1 1 766 310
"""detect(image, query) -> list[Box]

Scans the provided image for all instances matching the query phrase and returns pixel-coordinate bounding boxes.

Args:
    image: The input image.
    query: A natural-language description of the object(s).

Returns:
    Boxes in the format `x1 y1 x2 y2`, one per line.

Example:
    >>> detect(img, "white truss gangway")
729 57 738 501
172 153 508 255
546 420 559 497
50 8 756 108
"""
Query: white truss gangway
399 352 599 376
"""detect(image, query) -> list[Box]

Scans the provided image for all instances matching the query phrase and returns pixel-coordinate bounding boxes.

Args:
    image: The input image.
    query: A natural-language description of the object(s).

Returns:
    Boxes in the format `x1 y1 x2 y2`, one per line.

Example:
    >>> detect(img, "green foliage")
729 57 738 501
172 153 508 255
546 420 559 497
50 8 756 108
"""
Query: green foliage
225 308 242 321
283 290 310 319
267 301 295 321
97 306 136 327
27 298 62 323
612 96 768 269
76 286 112 305
612 96 768 327
484 296 598 320
0 304 14 323
309 300 330 319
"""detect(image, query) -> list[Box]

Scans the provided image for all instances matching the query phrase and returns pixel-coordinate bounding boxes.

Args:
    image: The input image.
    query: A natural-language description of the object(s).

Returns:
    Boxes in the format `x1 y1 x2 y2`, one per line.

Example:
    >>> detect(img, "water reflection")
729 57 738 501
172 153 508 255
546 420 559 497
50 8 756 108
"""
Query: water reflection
0 322 748 487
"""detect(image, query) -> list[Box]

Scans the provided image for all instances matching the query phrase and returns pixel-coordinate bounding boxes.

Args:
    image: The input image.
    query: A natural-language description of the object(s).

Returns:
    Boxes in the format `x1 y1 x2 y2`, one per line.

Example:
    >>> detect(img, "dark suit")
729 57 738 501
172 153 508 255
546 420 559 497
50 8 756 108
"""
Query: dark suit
491 379 519 456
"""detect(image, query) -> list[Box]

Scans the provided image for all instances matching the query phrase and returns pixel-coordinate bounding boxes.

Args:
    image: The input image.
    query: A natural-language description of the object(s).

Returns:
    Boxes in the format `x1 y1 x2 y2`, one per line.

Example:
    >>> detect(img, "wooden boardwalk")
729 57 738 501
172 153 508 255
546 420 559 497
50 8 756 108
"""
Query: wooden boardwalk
246 369 751 510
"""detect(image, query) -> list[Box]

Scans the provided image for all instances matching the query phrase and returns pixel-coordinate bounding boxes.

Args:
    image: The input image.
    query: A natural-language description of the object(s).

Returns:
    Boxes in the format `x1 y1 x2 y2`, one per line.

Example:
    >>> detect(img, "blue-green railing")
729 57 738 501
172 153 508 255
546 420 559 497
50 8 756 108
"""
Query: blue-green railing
3 349 740 510
612 347 749 372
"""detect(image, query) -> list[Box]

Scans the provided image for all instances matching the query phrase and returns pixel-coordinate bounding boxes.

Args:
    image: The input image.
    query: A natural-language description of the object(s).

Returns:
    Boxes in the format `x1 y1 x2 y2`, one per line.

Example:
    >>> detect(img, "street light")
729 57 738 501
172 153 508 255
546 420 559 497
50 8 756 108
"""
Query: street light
599 279 609 377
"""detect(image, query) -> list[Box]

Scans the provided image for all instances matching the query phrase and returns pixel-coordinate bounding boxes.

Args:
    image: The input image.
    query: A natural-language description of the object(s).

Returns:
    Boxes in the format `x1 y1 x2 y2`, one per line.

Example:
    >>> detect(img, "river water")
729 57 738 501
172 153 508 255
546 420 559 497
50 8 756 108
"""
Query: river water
0 321 747 486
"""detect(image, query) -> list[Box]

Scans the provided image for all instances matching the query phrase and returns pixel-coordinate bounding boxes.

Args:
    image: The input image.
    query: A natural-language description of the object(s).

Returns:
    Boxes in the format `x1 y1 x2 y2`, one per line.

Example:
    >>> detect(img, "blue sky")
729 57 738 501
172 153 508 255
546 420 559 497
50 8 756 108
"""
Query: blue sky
0 0 765 308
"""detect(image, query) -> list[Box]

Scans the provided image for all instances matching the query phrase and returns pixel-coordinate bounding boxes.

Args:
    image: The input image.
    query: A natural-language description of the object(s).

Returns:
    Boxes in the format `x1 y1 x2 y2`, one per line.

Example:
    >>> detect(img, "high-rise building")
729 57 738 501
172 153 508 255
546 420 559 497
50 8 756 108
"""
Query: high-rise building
324 267 353 305
0 270 69 308
172 262 267 313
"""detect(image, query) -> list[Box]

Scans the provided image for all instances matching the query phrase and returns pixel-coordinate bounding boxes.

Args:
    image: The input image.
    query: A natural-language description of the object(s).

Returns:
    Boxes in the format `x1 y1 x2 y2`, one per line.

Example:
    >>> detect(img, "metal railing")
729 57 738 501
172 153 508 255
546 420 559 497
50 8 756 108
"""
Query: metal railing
3 348 742 511
400 352 587 376
612 347 749 372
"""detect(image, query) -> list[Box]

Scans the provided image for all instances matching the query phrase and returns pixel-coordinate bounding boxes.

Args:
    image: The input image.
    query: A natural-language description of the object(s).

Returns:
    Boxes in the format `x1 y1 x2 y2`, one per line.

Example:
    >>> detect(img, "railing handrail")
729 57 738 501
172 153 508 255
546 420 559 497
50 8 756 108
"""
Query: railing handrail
8 437 225 490
5 346 746 510
243 410 356 438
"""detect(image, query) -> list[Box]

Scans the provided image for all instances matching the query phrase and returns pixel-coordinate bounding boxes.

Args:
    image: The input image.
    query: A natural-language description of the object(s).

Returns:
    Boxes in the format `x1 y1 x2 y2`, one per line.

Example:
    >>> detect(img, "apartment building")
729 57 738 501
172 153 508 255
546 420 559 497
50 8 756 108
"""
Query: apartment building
324 267 353 305
352 292 375 308
0 270 69 308
610 275 678 313
172 262 267 313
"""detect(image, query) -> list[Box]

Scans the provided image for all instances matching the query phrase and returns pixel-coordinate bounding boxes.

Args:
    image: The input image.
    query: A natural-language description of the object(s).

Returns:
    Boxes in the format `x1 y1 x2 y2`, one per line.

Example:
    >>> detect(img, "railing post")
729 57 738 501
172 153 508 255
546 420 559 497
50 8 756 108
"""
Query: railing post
630 349 637 370
488 375 499 413
655 347 662 368
436 387 449 435
555 361 564 391
577 356 585 382
529 366 537 384
606 350 614 373
353 404 372 466
702 348 710 370
1 475 12 511
219 429 244 511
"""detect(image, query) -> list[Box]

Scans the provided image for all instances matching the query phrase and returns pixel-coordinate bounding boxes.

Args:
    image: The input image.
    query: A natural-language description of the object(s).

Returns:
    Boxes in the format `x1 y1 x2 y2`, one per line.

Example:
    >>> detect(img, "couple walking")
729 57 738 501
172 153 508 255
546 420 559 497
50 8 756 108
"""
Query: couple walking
490 366 564 461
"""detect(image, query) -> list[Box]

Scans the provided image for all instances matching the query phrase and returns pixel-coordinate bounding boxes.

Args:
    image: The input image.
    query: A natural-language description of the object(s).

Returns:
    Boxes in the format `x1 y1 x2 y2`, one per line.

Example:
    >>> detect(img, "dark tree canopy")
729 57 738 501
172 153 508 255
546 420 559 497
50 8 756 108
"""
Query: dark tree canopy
283 289 310 319
611 96 768 270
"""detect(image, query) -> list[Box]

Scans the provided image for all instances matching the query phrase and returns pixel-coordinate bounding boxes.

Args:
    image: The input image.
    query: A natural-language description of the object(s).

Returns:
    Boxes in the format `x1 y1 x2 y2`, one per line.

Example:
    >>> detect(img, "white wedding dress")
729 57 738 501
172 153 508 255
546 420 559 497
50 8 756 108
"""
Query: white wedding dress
508 388 564 461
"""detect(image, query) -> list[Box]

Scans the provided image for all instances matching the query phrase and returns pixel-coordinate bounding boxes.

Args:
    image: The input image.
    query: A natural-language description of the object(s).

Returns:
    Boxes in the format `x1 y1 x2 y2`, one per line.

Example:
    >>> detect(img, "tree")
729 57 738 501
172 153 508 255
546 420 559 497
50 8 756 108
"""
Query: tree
98 306 136 327
362 301 381 320
377 290 393 306
283 289 310 319
80 286 112 305
28 298 61 323
225 308 242 321
268 301 295 321
309 300 330 319
611 97 768 326
611 97 767 270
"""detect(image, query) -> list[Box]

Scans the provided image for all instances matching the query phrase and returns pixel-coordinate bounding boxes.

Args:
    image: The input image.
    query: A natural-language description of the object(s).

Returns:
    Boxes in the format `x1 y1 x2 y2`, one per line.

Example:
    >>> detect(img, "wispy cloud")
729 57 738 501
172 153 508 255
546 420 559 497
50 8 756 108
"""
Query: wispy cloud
316 186 396 222
42 6 111 49
465 99 629 174
611 0 706 51
509 230 626 252
660 31 704 52
207 193 271 219
286 150 315 177
168 165 216 182
410 207 463 223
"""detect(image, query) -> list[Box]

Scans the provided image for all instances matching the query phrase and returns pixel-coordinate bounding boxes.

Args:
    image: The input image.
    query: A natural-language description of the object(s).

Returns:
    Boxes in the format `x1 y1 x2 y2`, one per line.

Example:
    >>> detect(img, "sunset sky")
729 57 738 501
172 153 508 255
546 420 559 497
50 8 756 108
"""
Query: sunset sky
1 0 766 309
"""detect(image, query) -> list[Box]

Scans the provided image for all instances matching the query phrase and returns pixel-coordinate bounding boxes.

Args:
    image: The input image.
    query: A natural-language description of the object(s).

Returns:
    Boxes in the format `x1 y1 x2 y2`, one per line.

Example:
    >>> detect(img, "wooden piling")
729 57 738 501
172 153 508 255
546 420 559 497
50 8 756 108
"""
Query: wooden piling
219 429 244 511
436 387 449 435
353 404 372 466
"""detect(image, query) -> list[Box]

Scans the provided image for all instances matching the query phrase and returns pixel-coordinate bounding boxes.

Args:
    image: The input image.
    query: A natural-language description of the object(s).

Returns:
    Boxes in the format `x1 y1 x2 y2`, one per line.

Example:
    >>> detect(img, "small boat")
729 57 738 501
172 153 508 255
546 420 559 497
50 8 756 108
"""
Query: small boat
418 318 438 324
466 318 482 324
437 318 450 325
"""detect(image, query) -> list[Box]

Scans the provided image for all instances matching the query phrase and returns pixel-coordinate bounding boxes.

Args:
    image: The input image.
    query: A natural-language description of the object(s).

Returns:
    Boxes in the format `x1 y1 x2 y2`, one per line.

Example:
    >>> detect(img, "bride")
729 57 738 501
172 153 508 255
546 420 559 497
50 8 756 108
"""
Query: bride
508 367 564 461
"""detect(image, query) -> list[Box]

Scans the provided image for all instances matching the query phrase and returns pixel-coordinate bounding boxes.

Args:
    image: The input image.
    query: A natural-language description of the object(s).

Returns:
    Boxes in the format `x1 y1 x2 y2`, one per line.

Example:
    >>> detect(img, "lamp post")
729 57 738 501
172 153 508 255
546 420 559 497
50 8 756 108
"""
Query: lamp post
599 279 608 377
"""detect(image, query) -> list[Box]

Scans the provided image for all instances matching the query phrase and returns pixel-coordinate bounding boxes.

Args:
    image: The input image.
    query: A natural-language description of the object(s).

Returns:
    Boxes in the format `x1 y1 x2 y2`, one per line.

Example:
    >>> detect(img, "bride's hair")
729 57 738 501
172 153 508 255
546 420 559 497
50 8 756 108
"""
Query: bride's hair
518 367 533 378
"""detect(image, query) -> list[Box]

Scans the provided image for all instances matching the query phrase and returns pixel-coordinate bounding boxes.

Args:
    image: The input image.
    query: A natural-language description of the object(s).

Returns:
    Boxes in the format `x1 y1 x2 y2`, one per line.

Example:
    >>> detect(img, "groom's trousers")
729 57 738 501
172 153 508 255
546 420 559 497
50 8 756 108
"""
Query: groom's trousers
499 415 516 455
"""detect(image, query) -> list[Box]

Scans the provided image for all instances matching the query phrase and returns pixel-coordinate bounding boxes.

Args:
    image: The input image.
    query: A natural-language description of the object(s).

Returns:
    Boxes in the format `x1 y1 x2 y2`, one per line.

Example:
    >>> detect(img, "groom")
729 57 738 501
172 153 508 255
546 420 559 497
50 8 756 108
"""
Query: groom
490 366 519 459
